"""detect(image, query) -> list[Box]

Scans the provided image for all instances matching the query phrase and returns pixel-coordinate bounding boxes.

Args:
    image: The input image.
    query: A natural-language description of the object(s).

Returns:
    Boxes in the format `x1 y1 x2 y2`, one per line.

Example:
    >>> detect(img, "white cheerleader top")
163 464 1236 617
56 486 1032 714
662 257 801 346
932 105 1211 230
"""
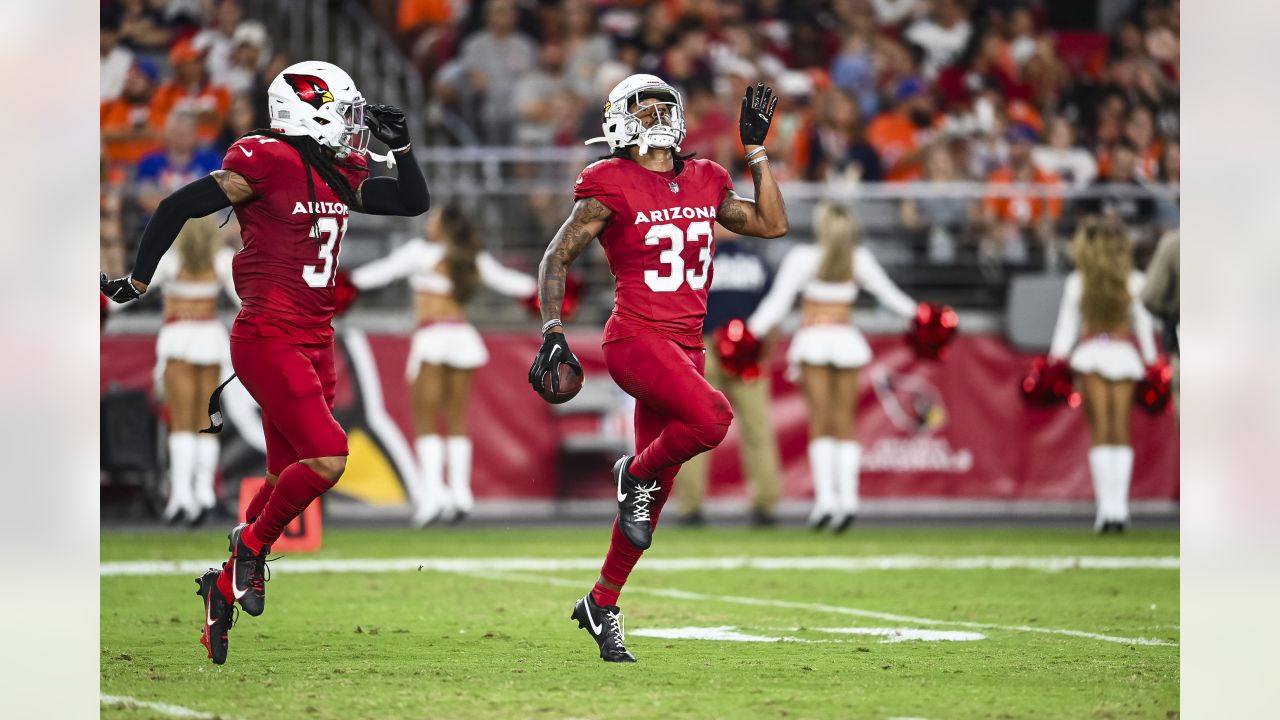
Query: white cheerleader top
1048 270 1157 363
139 247 240 304
350 238 537 298
747 244 917 336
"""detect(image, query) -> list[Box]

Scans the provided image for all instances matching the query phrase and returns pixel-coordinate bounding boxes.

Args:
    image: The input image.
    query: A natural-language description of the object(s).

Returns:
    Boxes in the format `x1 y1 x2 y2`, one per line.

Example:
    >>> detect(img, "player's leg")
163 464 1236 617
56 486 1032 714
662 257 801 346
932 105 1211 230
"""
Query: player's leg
672 348 726 524
162 360 200 522
191 363 223 519
605 335 732 548
443 366 476 518
731 369 781 526
801 363 838 528
831 366 862 532
410 363 449 526
1079 372 1115 531
1106 379 1137 529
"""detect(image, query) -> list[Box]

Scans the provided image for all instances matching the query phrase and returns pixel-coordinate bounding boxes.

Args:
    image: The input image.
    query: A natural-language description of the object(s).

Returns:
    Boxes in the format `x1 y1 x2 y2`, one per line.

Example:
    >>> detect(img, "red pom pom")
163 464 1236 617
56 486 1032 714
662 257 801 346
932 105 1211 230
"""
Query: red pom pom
523 274 583 321
905 303 959 360
333 270 359 316
1134 356 1173 415
1021 355 1080 407
713 319 763 380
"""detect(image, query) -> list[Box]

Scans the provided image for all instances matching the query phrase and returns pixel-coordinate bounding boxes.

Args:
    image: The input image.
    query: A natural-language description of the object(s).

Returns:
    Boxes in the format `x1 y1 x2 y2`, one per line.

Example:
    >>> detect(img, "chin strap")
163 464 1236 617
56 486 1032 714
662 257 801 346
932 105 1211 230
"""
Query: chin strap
366 149 397 169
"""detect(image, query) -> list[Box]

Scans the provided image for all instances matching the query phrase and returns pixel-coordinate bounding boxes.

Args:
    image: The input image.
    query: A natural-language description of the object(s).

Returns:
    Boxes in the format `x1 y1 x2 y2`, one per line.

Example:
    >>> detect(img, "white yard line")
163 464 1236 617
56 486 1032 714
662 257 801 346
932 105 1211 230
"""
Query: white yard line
100 555 1179 577
453 569 1179 648
100 694 240 719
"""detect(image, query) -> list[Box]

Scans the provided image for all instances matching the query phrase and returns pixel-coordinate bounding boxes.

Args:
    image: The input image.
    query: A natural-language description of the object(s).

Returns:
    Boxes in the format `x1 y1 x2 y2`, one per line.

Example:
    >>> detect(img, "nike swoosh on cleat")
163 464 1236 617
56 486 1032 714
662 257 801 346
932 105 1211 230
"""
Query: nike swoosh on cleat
585 603 603 636
616 466 627 503
231 559 248 600
206 595 217 627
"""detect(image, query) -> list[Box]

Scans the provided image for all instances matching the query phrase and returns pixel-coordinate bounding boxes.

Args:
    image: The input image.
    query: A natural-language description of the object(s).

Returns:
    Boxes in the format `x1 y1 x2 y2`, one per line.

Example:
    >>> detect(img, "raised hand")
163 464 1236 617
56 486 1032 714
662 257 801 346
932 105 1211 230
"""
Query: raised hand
365 104 410 151
739 82 779 147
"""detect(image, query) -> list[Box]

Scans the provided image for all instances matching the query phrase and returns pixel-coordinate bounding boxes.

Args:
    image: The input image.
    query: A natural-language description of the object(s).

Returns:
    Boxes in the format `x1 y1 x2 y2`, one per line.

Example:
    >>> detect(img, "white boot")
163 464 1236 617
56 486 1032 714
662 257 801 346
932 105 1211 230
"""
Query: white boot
193 435 221 512
1112 445 1134 529
163 432 199 522
807 437 838 528
1088 446 1111 532
834 441 862 532
412 435 449 527
446 436 474 518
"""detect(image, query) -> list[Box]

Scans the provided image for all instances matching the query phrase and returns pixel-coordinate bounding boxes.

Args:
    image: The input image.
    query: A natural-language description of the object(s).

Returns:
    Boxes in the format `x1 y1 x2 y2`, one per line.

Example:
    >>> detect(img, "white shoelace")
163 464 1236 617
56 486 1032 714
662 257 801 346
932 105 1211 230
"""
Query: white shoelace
605 610 626 646
629 481 661 523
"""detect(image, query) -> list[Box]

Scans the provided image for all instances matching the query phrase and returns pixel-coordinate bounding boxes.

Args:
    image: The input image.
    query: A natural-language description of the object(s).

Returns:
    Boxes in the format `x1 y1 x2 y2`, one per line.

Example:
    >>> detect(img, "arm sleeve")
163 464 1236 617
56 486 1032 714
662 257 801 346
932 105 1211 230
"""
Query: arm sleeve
747 246 814 336
214 247 240 307
359 152 431 216
855 246 917 318
350 239 432 290
1131 273 1158 364
129 174 233 284
1048 273 1082 360
477 251 537 297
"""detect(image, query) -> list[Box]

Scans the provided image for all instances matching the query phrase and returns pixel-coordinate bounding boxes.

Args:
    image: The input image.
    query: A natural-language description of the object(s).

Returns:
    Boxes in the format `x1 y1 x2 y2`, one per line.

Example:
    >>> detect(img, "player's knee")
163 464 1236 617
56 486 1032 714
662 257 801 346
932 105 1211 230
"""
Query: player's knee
690 394 733 450
303 455 346 482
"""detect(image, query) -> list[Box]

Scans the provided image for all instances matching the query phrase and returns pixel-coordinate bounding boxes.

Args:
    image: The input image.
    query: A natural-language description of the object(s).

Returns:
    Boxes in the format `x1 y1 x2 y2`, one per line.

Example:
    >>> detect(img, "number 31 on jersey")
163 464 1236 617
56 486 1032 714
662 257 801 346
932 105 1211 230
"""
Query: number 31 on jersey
644 220 712 292
302 216 348 288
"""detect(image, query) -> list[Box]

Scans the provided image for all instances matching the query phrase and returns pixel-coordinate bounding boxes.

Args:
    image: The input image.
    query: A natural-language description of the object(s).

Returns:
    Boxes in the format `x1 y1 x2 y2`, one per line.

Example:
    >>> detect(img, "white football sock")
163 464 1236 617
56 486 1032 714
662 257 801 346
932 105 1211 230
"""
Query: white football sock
807 437 837 524
1112 445 1134 523
1088 446 1112 529
836 441 863 516
446 436 474 514
193 435 220 510
165 432 199 521
413 435 448 526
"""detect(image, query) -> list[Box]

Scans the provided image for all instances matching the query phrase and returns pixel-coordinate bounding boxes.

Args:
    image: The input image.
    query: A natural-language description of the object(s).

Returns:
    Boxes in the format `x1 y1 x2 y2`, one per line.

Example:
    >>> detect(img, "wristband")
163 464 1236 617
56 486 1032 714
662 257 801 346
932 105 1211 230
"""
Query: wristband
392 143 412 154
747 154 769 167
542 319 563 334
745 146 767 160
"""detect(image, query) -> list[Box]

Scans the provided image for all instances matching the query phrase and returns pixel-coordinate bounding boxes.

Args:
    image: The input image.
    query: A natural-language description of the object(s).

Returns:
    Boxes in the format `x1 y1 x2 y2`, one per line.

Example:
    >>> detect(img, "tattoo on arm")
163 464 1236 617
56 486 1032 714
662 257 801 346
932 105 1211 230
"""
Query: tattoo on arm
539 197 612 323
717 191 751 233
211 170 255 205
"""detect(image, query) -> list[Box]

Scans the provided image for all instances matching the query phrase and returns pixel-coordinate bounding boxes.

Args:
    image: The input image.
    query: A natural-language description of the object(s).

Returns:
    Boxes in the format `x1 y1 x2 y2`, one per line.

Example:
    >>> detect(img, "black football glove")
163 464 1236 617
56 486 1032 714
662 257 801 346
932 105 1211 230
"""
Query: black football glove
100 273 144 304
365 103 411 151
739 82 779 147
528 332 583 395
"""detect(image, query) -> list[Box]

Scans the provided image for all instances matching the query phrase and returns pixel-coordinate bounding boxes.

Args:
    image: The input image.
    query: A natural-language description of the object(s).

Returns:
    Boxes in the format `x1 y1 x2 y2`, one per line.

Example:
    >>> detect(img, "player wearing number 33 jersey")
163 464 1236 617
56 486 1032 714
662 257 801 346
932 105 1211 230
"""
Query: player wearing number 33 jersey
528 74 788 663
100 60 430 665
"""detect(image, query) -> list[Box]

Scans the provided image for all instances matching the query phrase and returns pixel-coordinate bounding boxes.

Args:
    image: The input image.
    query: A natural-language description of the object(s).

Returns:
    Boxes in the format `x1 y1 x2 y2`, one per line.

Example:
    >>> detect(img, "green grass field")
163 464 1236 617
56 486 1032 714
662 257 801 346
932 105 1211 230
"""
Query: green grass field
101 525 1179 719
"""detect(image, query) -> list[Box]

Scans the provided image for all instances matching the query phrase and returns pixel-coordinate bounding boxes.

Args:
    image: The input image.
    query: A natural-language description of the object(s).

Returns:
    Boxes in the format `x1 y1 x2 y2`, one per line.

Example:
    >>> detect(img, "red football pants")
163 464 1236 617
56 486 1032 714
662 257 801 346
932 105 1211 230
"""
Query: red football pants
230 339 347 475
596 332 733 592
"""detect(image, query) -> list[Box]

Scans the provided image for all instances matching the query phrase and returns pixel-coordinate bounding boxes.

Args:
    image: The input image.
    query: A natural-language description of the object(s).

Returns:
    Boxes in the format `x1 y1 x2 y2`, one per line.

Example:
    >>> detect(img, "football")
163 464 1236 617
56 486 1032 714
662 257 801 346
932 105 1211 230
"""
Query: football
537 364 584 404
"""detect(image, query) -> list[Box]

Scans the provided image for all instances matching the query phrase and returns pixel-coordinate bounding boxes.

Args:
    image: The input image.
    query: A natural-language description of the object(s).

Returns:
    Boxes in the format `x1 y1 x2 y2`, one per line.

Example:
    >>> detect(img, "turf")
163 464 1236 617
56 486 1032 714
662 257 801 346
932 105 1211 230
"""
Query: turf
101 525 1179 719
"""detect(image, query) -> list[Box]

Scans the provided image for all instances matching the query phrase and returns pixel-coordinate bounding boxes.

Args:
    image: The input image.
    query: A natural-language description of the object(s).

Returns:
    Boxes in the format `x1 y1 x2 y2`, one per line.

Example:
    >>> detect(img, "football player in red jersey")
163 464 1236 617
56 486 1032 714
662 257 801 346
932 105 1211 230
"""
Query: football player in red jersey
529 75 787 662
101 61 430 664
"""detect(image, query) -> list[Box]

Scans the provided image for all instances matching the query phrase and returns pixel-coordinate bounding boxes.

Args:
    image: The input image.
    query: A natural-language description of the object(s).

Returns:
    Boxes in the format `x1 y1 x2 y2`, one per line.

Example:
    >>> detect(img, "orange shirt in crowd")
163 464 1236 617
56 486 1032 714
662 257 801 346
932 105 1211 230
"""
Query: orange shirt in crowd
866 111 930 182
1095 142 1163 180
396 0 455 31
984 166 1063 223
150 81 231 146
101 99 163 166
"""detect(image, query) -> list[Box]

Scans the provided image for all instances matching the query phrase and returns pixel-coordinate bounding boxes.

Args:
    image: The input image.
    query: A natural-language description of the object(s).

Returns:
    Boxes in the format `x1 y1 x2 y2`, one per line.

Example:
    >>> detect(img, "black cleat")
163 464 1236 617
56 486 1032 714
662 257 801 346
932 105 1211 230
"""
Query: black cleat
571 592 637 663
613 456 660 550
675 509 706 527
196 568 236 665
749 508 777 528
226 523 270 616
833 514 856 533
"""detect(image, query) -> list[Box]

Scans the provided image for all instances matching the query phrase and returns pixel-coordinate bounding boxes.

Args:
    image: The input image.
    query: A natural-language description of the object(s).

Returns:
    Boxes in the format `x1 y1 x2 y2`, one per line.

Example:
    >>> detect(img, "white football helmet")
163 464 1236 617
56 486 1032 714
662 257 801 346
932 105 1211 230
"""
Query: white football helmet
267 61 368 158
585 73 686 155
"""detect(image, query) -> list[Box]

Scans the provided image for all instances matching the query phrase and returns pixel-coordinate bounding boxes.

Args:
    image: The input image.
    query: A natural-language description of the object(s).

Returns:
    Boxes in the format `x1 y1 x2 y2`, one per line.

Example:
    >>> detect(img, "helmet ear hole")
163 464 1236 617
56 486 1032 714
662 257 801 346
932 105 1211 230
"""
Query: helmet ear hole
314 117 331 125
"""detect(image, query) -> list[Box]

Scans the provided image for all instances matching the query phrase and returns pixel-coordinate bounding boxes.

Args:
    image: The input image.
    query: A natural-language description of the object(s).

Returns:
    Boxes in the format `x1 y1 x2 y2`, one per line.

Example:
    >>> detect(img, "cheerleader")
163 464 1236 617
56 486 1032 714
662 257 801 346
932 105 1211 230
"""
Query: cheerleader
748 202 918 531
116 216 239 523
1049 216 1158 533
351 204 536 526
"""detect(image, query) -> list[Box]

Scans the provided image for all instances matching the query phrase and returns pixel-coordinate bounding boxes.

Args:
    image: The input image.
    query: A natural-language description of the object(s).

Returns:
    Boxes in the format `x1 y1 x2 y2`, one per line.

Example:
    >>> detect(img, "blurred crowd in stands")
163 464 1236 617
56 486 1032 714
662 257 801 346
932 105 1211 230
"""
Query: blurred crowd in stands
102 0 1179 290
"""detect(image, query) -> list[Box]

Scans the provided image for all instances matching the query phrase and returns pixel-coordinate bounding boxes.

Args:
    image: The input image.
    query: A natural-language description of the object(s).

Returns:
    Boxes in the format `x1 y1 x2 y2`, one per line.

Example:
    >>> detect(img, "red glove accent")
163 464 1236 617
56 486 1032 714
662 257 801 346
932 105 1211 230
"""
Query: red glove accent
1134 356 1174 415
713 318 763 380
905 302 959 360
1020 355 1081 408
333 270 360 316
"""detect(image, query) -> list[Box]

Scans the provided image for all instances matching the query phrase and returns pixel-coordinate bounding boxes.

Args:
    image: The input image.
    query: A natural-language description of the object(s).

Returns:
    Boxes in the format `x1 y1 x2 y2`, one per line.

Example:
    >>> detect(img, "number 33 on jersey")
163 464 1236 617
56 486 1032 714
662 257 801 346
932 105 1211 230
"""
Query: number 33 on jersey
221 134 369 342
574 157 735 345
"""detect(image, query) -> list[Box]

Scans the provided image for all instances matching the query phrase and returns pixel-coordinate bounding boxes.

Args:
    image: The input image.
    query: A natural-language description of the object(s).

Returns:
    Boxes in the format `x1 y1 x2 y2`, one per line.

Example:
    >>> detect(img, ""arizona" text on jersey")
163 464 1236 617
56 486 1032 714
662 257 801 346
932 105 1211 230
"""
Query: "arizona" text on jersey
291 200 350 216
633 205 717 225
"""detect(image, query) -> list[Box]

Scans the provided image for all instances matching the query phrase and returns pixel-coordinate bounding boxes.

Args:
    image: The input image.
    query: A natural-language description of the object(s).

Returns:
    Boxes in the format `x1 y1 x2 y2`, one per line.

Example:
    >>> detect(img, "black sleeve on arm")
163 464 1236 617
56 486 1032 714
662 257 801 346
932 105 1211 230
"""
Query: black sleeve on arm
130 174 233 284
359 152 431 216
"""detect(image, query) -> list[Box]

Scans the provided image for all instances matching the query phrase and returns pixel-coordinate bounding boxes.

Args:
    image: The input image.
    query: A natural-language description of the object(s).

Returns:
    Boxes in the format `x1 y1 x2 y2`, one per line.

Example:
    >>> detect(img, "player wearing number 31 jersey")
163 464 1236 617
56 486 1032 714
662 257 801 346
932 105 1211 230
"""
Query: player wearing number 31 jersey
528 74 787 662
101 61 430 665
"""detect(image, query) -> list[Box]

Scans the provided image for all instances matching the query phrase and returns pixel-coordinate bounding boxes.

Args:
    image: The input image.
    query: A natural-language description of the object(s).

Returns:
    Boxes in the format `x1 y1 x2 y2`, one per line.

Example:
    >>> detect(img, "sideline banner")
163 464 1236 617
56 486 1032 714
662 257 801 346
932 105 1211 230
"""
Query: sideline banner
100 332 1178 503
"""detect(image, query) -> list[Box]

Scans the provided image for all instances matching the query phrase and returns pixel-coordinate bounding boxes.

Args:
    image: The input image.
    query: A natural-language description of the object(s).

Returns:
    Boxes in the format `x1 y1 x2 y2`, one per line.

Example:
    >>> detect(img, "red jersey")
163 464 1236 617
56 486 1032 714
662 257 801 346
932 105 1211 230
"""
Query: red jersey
574 157 734 348
222 135 369 344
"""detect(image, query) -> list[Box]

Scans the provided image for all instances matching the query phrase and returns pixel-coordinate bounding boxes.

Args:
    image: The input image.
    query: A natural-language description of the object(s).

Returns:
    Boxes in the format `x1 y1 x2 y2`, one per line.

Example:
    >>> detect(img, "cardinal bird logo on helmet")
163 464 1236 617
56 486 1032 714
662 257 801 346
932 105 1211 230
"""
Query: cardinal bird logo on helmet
283 74 335 109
